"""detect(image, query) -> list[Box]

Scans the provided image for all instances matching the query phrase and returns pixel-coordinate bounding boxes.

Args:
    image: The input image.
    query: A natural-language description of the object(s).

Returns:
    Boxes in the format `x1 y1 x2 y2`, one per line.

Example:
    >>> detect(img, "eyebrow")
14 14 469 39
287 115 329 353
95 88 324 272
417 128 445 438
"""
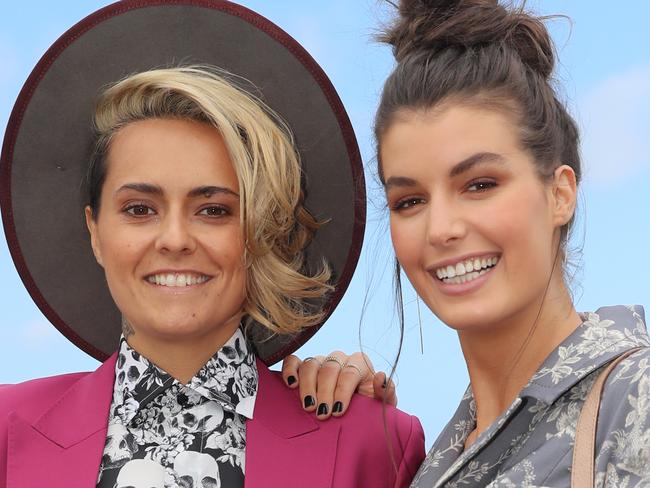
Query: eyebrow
449 152 507 178
115 183 239 198
384 152 507 190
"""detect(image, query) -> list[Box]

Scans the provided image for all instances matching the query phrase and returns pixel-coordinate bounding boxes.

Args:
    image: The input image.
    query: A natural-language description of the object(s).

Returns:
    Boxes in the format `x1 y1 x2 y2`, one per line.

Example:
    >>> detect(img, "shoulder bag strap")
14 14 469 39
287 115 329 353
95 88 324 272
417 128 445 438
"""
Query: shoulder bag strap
571 347 643 487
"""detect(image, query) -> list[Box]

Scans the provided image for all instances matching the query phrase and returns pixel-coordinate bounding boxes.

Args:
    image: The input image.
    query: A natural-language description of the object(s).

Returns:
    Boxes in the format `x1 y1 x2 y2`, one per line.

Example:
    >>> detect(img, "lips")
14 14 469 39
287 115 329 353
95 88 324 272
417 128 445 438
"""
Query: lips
429 254 500 286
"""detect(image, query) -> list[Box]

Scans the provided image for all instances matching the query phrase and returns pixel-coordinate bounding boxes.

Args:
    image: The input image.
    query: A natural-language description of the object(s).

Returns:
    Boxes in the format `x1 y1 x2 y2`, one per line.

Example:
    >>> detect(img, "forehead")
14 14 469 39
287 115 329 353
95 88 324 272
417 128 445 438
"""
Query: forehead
104 118 238 189
380 105 524 176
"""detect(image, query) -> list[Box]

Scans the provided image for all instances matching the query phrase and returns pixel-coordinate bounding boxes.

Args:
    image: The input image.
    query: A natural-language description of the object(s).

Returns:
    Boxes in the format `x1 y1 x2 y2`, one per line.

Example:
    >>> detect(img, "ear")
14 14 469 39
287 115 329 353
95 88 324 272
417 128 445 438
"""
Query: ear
550 165 577 227
85 205 104 267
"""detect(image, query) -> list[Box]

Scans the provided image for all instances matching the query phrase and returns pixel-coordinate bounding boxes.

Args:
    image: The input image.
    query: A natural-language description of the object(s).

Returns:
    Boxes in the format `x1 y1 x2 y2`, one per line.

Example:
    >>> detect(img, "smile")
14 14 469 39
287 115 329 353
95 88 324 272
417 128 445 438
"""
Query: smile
145 272 212 287
433 255 500 285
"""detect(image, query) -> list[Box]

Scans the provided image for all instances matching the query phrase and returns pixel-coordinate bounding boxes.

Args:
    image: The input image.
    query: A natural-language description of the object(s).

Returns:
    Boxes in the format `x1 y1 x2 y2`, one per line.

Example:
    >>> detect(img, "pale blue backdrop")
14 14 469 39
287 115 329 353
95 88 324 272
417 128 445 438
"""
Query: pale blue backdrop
1 1 648 447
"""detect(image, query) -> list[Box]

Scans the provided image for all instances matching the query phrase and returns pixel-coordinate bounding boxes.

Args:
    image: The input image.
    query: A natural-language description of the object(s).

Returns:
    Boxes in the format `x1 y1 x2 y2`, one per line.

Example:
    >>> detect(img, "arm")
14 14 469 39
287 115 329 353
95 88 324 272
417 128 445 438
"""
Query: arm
281 352 398 419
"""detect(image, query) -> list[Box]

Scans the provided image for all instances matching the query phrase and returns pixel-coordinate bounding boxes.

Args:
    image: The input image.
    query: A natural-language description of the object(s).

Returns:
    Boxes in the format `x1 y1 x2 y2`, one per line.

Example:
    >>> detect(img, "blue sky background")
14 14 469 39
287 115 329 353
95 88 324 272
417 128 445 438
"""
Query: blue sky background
1 1 648 447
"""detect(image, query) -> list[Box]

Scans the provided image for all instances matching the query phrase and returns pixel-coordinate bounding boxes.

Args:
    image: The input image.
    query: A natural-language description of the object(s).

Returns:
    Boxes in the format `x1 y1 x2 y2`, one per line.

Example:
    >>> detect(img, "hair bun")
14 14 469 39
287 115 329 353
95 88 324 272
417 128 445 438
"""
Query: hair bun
381 0 555 79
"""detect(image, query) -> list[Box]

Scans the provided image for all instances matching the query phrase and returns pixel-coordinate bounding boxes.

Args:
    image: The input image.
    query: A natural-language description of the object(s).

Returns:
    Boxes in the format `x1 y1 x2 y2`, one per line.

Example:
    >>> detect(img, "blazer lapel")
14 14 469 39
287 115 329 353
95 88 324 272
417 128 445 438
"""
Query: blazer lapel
245 359 340 488
6 355 116 488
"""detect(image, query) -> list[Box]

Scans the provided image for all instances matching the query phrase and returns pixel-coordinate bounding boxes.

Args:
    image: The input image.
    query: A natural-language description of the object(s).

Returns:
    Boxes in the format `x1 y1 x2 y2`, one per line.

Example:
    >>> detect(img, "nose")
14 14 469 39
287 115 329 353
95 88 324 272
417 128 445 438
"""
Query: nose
426 196 467 247
154 210 196 254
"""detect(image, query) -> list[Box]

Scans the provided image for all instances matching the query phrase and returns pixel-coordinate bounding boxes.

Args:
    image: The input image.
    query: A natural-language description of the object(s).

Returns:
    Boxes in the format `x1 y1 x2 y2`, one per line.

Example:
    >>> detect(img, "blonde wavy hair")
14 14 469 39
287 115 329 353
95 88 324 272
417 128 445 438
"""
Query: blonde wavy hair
86 65 332 334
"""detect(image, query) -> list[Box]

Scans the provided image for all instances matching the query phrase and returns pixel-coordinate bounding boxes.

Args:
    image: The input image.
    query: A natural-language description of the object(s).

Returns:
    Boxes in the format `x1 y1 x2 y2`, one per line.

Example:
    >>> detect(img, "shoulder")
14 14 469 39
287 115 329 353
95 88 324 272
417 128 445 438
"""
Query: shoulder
343 392 423 442
0 371 90 423
334 393 425 486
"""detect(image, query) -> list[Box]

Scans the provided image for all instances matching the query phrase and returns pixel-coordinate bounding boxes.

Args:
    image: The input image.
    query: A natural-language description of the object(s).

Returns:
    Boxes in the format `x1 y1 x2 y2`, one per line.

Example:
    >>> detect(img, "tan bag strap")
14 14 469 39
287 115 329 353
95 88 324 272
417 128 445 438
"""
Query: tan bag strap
571 347 643 487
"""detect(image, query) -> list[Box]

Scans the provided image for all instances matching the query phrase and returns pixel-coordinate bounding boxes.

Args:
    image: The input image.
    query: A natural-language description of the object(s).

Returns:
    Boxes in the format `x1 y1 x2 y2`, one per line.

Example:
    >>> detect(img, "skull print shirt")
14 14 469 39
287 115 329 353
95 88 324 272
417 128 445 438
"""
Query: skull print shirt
96 327 258 488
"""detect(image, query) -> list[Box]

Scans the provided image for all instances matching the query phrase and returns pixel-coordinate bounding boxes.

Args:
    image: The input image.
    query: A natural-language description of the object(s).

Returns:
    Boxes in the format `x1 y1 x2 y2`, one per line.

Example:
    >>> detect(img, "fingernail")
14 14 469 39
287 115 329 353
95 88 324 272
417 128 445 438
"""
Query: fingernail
333 401 343 413
382 375 387 389
317 403 329 416
287 375 296 386
304 395 315 408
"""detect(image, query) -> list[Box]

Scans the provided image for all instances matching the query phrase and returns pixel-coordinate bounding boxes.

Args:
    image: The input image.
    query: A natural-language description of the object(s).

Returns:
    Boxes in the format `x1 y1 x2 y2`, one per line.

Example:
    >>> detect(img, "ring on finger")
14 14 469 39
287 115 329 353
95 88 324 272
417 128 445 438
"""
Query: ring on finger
324 355 345 369
303 356 323 367
343 362 365 378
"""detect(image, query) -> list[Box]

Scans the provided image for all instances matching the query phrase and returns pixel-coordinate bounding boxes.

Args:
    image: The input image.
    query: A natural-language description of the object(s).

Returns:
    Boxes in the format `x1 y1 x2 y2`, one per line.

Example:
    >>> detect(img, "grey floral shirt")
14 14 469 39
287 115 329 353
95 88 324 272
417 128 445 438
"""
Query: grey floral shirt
96 328 258 488
412 305 650 488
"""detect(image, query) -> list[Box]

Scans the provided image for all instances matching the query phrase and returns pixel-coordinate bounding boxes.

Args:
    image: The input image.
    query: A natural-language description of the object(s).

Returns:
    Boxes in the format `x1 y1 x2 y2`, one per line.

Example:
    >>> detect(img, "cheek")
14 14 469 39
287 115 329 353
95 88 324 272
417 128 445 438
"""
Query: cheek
489 190 555 268
390 214 424 270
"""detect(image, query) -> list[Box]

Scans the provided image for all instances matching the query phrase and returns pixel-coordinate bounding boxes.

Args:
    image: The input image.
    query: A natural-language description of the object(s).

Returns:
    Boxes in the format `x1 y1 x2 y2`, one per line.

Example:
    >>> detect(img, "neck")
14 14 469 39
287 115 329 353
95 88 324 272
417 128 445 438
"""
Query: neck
126 314 243 384
458 280 581 440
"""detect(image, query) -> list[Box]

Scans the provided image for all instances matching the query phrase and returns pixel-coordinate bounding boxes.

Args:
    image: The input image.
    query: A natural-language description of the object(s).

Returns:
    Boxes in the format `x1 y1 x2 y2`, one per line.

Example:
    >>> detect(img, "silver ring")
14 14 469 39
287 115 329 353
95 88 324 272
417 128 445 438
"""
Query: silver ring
343 362 365 378
324 355 345 369
303 356 323 367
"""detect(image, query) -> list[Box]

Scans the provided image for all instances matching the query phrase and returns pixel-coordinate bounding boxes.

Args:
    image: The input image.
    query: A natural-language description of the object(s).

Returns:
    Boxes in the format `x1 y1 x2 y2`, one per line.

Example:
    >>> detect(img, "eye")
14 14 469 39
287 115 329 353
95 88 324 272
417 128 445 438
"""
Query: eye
123 203 155 216
198 205 230 217
466 179 497 192
391 197 425 211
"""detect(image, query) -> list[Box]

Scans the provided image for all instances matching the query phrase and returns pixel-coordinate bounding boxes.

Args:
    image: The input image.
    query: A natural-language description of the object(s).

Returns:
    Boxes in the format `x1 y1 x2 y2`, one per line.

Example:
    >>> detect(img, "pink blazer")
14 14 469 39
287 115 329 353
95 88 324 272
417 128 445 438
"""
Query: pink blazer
0 355 425 487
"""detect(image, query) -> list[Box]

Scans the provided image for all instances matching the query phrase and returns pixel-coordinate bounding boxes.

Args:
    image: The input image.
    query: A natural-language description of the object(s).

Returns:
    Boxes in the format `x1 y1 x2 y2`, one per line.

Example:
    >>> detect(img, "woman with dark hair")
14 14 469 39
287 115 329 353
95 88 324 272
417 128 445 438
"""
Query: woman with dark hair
286 1 650 486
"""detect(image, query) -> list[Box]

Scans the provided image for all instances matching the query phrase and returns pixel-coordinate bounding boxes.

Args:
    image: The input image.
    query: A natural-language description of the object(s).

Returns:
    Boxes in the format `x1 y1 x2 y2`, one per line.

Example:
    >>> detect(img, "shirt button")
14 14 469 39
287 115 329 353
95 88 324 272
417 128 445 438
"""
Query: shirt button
177 392 189 406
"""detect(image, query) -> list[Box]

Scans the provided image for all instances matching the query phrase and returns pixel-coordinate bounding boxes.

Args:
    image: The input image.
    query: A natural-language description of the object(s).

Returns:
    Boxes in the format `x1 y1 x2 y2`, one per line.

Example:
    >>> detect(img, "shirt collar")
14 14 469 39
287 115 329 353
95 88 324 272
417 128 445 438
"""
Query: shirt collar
112 327 258 424
521 304 649 404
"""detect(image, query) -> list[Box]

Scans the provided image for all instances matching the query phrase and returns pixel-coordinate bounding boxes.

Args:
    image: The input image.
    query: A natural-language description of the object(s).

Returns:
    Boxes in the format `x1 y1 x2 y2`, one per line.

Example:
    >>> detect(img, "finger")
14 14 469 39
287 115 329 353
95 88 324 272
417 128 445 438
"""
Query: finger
373 372 398 407
298 355 324 412
281 354 302 388
315 351 348 420
332 354 373 417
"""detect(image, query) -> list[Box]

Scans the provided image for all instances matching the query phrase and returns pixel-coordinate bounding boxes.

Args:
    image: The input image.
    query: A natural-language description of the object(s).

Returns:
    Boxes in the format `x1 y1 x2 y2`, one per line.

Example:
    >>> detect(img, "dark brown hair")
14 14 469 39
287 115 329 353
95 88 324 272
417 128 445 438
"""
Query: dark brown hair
374 0 583 414
375 0 581 232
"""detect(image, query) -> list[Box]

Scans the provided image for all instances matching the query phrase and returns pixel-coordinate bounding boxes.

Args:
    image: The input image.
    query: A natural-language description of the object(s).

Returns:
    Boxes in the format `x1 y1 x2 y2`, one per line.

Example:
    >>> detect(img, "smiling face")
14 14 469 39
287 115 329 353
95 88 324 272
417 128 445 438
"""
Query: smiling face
381 104 572 332
85 118 246 346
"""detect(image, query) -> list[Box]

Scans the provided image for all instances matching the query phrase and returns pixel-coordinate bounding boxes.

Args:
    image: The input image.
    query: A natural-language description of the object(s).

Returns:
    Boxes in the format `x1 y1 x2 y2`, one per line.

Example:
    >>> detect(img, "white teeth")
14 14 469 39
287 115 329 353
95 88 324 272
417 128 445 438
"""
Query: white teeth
147 273 210 287
434 256 500 284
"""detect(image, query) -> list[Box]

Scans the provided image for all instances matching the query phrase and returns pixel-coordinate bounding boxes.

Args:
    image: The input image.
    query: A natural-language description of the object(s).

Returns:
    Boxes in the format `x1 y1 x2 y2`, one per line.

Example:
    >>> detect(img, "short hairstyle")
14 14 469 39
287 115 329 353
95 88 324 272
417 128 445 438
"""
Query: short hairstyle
86 65 332 335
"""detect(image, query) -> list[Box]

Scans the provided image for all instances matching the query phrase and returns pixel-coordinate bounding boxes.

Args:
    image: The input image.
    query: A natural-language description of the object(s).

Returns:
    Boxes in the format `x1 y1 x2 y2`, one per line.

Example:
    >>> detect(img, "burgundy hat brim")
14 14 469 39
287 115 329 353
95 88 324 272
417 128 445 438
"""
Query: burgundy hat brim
0 0 365 366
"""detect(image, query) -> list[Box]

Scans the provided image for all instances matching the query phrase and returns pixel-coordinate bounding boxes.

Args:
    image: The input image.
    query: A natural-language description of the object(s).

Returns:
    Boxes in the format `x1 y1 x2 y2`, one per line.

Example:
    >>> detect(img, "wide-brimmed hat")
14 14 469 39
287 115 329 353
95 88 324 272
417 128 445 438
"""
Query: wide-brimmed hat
0 0 364 366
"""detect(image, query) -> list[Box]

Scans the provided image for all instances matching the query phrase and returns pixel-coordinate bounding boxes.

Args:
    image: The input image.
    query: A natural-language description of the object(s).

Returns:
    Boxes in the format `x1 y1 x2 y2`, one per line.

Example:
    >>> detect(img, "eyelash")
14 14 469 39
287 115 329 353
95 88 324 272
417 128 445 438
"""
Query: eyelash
391 197 425 211
390 179 497 210
466 179 497 192
197 205 230 217
123 203 155 216
121 203 231 217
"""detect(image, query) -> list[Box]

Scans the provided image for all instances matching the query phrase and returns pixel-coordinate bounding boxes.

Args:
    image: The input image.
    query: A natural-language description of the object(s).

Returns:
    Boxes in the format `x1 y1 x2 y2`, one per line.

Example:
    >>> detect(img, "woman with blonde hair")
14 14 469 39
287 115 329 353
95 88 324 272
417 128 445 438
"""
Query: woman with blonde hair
0 2 424 486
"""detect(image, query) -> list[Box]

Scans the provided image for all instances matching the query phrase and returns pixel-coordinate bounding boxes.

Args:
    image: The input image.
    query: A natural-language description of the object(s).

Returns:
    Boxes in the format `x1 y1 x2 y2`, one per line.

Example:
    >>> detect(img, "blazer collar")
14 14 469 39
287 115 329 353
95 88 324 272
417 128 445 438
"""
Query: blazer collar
7 354 116 487
33 353 116 448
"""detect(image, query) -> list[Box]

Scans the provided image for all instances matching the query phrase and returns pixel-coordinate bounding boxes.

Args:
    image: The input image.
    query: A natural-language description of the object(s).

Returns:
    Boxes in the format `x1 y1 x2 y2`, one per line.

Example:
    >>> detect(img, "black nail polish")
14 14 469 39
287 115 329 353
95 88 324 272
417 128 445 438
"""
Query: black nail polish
304 395 315 408
333 401 343 413
287 375 296 386
382 375 388 389
317 403 329 416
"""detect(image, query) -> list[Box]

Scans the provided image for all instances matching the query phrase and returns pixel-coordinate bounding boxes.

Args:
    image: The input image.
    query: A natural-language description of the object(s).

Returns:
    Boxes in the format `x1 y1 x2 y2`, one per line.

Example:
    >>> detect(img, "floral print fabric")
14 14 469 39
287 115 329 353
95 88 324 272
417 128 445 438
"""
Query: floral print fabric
411 305 650 488
96 328 258 488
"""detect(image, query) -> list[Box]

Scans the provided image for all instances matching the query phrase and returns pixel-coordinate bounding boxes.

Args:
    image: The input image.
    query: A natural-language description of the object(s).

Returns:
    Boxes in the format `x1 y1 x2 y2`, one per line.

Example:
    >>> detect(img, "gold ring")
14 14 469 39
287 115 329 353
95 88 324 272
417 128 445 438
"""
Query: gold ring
324 355 345 369
343 362 365 378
